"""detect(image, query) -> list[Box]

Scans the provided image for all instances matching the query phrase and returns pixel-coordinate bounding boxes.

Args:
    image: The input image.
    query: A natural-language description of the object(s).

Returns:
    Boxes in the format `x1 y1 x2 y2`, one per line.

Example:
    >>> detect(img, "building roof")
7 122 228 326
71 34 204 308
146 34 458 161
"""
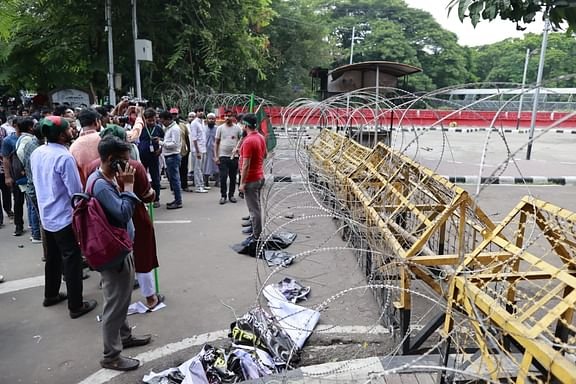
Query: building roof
329 61 422 80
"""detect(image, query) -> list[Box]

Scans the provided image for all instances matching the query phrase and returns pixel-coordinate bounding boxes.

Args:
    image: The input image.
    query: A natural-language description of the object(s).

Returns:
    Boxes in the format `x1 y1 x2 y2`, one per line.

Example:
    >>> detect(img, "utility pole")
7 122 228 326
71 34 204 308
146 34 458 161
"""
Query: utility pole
516 48 530 129
132 0 142 99
526 14 550 160
105 0 116 105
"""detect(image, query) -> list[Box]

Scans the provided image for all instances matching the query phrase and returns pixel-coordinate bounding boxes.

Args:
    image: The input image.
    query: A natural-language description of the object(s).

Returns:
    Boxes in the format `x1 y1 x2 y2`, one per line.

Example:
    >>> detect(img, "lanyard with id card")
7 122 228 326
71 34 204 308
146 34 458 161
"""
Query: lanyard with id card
146 126 155 152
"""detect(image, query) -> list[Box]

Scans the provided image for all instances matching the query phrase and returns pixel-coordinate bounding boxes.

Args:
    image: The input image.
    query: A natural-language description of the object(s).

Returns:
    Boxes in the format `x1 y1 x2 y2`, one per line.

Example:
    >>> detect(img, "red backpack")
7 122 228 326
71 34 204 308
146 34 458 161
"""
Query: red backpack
71 176 133 271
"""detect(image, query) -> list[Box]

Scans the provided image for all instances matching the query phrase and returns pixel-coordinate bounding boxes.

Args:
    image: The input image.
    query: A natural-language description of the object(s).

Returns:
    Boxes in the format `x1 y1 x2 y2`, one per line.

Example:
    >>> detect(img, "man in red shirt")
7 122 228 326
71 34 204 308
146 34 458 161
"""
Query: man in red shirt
238 113 267 241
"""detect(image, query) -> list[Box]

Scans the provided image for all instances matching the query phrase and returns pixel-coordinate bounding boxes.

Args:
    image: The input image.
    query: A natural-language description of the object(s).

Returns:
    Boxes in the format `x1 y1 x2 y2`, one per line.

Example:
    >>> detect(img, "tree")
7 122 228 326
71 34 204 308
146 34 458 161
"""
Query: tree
472 32 576 87
313 0 474 91
253 0 331 104
447 0 576 31
0 0 276 102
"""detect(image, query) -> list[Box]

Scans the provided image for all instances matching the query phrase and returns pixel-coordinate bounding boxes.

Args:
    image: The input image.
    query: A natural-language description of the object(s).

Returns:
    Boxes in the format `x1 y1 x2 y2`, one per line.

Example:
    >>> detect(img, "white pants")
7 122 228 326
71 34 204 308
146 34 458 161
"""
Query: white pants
136 271 155 298
193 152 206 188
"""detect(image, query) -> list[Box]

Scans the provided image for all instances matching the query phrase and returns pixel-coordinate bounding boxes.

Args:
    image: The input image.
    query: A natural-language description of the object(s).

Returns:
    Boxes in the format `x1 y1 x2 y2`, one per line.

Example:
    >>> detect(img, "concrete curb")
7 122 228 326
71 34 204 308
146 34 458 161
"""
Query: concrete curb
243 354 446 383
393 127 576 134
443 175 576 186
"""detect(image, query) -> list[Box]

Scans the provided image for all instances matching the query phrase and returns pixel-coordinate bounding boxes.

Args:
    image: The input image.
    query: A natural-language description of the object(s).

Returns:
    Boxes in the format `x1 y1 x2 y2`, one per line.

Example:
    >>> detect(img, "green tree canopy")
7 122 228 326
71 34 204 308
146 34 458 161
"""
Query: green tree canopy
448 0 576 31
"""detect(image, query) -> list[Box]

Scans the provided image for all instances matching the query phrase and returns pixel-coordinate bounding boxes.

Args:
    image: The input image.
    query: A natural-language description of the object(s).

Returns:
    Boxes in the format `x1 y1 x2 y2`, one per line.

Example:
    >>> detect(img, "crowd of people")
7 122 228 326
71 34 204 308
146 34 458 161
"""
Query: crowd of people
0 101 267 371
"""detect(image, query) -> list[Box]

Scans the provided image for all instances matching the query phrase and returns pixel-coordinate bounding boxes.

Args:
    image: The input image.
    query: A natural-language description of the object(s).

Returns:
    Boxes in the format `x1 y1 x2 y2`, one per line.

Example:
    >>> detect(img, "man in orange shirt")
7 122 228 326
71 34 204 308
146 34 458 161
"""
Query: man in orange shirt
70 108 102 186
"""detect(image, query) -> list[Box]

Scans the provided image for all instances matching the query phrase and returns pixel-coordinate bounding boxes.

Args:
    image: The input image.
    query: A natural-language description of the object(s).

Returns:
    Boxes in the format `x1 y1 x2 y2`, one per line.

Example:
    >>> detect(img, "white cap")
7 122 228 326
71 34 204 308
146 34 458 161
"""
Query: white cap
188 112 196 118
207 113 216 119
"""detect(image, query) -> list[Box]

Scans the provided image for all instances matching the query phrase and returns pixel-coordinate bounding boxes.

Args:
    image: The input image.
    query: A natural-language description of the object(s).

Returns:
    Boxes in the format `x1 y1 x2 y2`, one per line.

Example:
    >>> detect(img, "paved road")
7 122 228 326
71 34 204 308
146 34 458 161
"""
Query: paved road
0 136 384 384
390 129 576 178
0 132 574 384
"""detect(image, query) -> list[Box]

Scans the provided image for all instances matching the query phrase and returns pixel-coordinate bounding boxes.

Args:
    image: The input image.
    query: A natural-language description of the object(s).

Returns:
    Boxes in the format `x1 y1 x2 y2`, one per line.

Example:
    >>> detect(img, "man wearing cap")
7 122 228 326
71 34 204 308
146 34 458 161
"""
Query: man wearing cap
238 113 267 242
30 116 97 318
189 110 208 193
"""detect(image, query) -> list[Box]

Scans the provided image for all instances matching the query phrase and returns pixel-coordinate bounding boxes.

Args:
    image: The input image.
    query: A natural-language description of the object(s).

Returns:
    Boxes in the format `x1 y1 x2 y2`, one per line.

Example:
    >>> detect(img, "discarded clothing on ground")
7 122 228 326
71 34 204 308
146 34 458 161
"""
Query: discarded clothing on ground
143 276 318 383
263 251 295 267
262 283 319 349
143 344 271 384
265 231 297 250
230 307 299 369
273 277 310 303
231 231 297 257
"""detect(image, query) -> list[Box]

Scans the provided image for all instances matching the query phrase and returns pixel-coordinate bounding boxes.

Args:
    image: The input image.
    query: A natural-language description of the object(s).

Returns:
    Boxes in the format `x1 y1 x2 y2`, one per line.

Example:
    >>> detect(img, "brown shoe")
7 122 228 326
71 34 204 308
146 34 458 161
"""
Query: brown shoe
100 355 140 371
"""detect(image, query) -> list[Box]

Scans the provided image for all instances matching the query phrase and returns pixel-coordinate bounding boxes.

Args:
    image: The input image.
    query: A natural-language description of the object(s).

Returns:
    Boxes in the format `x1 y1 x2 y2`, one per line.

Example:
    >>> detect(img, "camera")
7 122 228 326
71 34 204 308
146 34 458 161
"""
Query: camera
117 115 130 125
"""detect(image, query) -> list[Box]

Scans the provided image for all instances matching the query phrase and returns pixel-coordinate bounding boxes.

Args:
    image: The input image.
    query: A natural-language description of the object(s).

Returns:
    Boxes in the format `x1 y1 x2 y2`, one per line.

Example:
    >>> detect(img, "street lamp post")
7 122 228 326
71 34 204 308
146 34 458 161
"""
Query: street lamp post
516 48 531 129
526 14 550 160
105 0 116 105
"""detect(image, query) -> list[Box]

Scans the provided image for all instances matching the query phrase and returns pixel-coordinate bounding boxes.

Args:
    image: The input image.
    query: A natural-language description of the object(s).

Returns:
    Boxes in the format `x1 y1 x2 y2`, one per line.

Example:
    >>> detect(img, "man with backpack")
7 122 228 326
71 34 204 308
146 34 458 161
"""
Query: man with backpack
86 135 151 371
30 116 97 318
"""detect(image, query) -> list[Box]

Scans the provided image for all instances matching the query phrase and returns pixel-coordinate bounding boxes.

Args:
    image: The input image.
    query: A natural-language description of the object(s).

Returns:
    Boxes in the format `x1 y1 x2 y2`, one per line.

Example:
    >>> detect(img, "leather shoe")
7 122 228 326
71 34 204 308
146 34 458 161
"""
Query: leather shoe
43 292 67 307
100 355 140 371
241 221 252 227
166 201 182 209
242 227 253 235
122 334 152 349
241 215 250 221
69 299 97 319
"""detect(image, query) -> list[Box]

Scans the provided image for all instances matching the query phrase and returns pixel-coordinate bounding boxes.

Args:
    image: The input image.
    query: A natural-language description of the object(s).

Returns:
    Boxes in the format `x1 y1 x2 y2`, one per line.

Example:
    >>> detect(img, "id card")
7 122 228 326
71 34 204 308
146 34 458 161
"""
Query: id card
149 144 155 152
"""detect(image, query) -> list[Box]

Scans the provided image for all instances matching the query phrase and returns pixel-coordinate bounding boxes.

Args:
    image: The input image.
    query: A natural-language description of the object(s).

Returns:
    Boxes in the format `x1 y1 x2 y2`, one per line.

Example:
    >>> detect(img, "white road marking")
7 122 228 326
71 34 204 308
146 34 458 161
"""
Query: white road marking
78 330 229 384
0 275 44 295
154 220 192 224
78 325 400 384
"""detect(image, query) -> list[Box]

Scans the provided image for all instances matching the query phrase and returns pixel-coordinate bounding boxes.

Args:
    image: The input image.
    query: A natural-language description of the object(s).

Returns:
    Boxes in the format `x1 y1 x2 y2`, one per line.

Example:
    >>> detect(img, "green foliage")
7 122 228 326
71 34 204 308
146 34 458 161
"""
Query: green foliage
2 0 575 106
448 0 576 31
473 32 576 87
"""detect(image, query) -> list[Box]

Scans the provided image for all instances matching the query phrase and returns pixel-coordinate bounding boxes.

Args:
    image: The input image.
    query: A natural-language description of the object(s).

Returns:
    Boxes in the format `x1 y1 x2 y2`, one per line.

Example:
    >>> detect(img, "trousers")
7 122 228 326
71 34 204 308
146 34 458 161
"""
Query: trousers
101 253 134 360
244 178 265 239
44 224 84 310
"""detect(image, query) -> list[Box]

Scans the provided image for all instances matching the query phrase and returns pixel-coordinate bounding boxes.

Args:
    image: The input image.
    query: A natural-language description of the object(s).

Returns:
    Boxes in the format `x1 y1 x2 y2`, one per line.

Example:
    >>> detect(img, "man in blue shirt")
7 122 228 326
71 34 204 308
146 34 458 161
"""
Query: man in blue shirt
30 116 97 318
88 135 151 371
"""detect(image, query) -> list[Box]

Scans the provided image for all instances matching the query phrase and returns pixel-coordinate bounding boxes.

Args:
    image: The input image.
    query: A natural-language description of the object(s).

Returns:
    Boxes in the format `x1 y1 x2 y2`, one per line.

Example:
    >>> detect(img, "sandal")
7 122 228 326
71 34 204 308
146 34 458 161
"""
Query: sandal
146 294 165 310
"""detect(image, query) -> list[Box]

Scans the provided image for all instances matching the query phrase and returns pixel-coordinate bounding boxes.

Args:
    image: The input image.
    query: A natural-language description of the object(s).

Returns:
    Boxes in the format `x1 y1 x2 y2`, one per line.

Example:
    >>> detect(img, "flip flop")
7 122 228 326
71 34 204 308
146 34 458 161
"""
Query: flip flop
147 294 165 311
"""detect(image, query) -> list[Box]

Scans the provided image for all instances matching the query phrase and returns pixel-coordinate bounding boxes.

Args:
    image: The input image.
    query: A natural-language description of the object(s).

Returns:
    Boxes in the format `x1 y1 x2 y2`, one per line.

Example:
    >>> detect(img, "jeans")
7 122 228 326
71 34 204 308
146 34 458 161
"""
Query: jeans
26 193 40 239
140 154 161 202
44 224 84 310
244 178 265 239
0 173 12 223
12 184 25 231
179 153 189 190
219 157 238 198
165 154 182 204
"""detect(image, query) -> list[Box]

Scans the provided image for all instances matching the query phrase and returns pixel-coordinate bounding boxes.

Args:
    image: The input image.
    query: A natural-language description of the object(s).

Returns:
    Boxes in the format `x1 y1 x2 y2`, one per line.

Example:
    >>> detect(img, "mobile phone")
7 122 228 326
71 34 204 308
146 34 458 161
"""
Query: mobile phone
111 159 127 172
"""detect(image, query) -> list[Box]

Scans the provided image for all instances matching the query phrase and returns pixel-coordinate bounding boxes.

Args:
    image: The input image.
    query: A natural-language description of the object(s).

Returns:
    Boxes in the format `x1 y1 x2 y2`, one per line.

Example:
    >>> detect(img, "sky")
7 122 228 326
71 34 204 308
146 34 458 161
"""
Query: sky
405 0 546 46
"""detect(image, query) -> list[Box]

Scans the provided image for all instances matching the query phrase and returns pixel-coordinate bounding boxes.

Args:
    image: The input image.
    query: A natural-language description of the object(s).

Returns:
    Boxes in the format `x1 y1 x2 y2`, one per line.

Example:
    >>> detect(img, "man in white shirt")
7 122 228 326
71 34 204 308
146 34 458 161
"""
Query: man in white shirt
214 111 242 205
189 111 208 193
159 111 183 209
